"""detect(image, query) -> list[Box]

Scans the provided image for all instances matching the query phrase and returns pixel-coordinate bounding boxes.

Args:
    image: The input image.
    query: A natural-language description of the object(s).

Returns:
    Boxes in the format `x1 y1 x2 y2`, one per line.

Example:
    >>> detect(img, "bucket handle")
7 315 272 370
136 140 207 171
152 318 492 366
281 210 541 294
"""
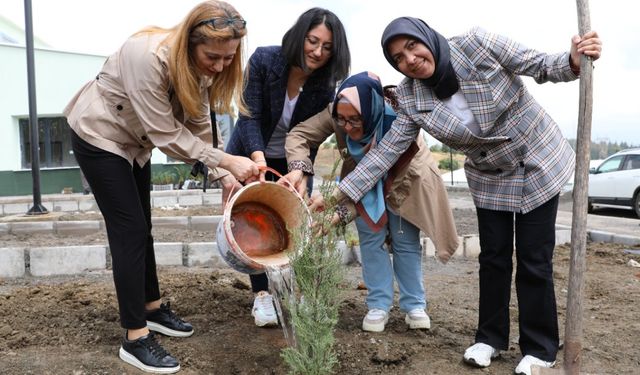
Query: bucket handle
224 165 306 208
258 165 308 202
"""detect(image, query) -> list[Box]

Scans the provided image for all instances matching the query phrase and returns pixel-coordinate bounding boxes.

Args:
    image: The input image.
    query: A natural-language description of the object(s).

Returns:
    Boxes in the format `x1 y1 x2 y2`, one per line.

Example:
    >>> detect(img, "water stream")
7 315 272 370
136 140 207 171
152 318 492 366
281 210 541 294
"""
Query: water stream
265 265 297 348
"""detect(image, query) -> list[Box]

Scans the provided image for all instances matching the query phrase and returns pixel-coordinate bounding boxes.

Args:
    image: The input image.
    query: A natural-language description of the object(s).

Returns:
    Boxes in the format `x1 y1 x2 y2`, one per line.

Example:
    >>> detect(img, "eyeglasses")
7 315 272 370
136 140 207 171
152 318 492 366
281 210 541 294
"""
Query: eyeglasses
193 17 246 31
335 116 363 128
305 36 332 55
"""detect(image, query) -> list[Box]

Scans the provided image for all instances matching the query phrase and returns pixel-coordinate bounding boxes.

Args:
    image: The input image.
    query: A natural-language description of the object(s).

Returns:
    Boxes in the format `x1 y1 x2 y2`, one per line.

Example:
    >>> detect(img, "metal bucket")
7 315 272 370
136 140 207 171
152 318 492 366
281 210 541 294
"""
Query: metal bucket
216 181 309 274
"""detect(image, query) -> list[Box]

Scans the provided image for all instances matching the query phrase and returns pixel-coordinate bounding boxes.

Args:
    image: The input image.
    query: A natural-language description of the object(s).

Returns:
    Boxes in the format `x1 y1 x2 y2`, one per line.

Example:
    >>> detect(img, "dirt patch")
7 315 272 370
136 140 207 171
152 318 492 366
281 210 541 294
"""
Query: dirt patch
1 238 639 374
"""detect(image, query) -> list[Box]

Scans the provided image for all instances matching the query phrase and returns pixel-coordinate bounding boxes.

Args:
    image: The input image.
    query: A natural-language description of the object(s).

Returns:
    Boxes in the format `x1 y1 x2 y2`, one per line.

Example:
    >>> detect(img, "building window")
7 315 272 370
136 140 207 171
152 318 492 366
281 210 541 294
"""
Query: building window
19 117 76 169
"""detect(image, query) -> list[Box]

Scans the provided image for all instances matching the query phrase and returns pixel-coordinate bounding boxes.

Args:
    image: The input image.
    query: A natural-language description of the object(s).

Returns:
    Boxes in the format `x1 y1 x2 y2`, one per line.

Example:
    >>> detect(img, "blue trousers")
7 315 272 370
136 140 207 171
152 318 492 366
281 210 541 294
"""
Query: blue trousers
355 211 425 312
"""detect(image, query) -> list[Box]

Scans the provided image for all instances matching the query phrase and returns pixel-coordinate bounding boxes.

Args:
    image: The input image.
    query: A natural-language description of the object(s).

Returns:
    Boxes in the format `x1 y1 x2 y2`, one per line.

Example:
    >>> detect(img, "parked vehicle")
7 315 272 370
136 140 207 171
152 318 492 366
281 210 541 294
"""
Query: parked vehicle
588 148 640 217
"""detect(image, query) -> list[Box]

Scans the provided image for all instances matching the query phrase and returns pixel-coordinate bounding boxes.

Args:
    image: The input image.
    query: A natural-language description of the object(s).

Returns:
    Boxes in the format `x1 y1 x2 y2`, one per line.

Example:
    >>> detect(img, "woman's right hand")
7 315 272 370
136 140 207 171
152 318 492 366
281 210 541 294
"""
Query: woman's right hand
308 191 325 212
219 154 260 182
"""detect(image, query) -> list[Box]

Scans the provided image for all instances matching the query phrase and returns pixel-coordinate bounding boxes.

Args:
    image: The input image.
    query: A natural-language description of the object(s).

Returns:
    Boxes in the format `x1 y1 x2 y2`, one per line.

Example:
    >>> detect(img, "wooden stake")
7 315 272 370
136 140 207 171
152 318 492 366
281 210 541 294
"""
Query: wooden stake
564 1 594 374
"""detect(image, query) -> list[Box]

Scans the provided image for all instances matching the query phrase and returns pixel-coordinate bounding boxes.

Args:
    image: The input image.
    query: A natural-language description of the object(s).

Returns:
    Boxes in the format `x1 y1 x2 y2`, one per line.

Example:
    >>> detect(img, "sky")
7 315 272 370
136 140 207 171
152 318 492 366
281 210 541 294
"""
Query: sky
3 0 639 145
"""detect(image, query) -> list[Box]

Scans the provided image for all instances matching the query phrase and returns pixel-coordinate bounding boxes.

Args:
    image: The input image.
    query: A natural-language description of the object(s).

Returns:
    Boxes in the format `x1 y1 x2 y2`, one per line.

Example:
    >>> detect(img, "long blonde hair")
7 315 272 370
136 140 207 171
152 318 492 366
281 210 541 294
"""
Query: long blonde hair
137 1 247 117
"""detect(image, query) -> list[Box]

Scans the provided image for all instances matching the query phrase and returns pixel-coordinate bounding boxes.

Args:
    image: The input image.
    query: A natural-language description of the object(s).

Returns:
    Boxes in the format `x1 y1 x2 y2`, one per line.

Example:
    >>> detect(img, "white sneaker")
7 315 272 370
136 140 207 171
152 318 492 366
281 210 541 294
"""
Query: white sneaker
514 355 556 375
251 291 278 327
404 308 431 329
362 309 389 332
463 342 500 368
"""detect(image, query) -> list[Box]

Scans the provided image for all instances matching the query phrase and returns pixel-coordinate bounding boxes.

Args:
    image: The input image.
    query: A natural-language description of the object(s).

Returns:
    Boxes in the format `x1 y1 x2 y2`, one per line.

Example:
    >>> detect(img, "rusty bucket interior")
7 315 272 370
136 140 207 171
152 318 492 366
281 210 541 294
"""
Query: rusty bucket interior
224 182 308 271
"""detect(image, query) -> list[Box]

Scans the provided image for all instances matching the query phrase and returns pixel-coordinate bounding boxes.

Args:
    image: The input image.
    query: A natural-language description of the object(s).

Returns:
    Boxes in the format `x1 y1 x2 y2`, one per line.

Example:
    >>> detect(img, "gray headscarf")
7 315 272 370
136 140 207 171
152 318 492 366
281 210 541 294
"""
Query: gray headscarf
381 17 459 99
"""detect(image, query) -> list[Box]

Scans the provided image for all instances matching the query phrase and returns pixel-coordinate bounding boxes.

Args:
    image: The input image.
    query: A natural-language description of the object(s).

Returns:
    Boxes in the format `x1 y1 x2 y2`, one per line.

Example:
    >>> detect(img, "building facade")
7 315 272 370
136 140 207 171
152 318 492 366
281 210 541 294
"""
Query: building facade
0 15 234 197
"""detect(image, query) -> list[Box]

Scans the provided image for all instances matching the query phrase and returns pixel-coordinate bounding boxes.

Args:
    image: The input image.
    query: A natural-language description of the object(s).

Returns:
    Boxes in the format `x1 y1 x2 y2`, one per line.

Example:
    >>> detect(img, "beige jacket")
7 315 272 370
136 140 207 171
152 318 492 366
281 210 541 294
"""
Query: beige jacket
286 105 460 263
64 32 227 179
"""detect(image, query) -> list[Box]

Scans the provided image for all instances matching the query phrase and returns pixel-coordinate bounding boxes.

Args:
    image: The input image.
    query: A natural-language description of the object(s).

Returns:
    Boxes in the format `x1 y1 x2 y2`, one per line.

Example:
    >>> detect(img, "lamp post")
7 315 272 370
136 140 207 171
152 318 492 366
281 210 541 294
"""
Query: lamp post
24 0 47 215
449 149 454 186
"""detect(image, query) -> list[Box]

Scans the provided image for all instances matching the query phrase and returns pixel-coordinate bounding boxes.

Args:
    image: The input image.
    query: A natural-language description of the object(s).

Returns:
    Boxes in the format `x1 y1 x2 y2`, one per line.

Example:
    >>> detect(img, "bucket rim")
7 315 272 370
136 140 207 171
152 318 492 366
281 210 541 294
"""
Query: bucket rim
222 181 311 270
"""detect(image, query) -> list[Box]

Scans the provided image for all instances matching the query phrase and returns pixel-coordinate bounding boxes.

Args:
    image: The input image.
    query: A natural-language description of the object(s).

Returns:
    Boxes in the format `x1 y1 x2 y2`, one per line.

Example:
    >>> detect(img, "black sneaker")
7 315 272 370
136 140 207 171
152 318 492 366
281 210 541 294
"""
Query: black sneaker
146 302 194 337
119 331 180 374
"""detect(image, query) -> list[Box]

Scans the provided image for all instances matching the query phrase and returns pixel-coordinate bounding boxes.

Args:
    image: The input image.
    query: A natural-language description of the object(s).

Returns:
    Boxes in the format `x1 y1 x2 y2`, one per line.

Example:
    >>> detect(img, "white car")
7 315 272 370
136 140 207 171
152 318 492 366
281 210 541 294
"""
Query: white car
588 148 640 217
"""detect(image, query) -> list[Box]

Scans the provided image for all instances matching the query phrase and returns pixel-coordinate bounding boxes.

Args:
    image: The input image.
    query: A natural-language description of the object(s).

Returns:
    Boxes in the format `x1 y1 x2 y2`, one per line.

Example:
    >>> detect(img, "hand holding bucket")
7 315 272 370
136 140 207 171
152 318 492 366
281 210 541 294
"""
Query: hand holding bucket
217 166 311 274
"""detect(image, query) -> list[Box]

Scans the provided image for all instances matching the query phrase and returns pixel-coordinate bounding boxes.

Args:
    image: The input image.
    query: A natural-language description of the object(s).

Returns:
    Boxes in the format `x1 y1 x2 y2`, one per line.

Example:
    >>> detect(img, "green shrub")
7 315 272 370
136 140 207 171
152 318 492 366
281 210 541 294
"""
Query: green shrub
281 160 345 375
438 158 460 171
151 171 175 185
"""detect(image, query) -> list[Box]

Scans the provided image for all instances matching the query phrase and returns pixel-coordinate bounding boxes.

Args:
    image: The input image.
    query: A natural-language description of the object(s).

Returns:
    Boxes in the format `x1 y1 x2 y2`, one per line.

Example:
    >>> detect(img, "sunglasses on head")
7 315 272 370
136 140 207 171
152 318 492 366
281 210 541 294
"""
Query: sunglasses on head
193 17 246 31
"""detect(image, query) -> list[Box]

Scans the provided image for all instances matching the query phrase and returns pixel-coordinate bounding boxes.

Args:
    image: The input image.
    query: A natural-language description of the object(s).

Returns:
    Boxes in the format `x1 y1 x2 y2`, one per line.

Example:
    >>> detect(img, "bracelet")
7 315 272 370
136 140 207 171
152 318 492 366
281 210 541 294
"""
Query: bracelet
254 159 266 163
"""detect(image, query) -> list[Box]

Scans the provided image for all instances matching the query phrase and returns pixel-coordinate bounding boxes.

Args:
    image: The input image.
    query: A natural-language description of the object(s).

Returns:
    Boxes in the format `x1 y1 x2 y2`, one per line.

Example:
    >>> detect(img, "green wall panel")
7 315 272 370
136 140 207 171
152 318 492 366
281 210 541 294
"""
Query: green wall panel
0 164 194 196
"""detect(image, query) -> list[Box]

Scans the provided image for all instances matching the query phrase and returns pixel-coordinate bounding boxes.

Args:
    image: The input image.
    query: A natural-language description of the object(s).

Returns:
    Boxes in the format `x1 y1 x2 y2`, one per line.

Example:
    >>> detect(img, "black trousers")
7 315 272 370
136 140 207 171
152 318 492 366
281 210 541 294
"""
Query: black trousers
475 194 559 361
72 131 160 329
248 156 314 293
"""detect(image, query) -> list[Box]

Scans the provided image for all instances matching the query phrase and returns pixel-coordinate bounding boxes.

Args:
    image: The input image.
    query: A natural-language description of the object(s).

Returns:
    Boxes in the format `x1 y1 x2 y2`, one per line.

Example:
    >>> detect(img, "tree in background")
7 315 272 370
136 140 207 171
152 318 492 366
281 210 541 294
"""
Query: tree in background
567 139 639 160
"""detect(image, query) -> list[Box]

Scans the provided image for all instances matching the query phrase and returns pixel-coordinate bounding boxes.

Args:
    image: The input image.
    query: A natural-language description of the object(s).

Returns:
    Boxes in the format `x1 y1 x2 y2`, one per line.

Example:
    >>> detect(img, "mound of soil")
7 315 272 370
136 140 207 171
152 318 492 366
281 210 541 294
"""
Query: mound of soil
1 242 639 374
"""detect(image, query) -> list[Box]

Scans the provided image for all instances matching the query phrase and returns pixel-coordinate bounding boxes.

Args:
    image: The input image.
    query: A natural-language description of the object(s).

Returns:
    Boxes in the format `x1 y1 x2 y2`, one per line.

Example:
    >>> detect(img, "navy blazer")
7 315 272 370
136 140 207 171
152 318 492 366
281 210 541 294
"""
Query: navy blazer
226 46 335 158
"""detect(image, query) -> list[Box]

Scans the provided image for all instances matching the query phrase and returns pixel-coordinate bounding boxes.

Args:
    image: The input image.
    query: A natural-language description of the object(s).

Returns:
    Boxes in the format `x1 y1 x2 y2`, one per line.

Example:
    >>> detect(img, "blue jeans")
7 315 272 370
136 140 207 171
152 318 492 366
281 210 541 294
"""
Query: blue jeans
355 211 425 313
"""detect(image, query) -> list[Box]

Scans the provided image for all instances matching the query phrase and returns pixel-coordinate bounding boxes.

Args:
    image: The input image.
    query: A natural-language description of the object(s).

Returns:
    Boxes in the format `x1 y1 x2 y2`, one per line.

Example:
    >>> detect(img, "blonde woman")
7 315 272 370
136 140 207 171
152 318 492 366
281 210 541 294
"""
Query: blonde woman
63 1 258 372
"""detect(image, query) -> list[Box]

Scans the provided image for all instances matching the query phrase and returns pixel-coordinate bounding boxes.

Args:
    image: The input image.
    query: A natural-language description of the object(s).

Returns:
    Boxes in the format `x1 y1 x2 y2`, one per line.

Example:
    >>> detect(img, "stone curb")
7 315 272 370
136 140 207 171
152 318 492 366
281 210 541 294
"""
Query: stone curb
2 227 617 279
1 215 222 235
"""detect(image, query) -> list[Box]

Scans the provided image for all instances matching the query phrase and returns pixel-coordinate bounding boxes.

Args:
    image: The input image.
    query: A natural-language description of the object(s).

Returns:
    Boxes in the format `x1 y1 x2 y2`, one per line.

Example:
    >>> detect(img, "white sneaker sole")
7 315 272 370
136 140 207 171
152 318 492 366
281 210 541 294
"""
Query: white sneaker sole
405 315 431 330
362 317 389 332
147 321 194 337
463 352 500 368
252 311 278 327
515 359 556 374
119 346 180 374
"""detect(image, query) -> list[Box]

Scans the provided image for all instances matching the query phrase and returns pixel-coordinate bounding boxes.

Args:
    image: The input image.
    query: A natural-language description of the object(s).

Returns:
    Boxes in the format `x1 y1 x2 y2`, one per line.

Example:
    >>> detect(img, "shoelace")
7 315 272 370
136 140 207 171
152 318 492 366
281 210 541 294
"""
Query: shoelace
144 333 170 360
256 295 274 312
161 302 186 325
367 309 386 319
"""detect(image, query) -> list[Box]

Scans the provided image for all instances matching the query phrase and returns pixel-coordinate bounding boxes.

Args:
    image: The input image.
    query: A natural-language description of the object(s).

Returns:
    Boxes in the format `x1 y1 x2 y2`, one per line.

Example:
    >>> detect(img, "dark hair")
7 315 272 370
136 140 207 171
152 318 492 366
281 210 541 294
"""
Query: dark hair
281 7 350 86
382 85 399 111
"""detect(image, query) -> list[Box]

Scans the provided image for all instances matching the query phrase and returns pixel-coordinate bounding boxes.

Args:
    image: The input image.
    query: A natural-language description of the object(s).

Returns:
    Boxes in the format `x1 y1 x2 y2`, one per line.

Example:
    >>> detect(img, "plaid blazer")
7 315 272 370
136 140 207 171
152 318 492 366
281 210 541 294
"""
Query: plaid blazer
339 27 577 213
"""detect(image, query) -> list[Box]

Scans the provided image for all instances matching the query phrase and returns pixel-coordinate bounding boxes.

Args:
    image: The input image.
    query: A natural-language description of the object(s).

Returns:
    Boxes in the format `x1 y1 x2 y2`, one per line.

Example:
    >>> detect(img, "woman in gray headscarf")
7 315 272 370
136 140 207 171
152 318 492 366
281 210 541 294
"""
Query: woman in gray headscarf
332 17 601 375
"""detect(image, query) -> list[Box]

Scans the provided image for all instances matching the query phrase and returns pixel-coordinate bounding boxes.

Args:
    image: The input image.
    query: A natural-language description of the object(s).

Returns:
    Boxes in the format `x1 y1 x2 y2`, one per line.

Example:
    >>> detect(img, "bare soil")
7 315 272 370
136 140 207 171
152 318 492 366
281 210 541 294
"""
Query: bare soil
1 207 639 374
1 147 638 374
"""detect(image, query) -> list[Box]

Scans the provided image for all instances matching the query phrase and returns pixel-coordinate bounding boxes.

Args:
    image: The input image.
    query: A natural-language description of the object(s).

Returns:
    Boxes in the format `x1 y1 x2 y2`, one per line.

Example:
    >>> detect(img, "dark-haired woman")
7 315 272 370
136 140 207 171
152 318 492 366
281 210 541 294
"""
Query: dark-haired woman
225 7 350 328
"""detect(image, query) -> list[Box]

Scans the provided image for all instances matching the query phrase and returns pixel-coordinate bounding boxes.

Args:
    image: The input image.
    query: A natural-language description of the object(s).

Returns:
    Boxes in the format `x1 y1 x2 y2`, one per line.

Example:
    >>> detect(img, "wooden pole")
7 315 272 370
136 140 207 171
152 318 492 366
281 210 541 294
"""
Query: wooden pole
564 1 594 374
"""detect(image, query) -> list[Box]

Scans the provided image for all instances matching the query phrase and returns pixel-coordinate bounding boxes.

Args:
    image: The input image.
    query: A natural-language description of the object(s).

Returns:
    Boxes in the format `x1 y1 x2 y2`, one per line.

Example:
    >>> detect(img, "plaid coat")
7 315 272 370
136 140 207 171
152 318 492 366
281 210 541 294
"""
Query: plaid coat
339 27 577 213
286 106 460 262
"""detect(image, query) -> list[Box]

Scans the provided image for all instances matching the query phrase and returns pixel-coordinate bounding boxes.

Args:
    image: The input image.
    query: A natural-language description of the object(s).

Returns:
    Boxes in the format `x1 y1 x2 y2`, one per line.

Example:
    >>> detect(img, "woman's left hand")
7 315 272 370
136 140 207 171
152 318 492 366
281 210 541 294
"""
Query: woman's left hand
570 30 602 70
278 170 308 197
310 211 341 236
